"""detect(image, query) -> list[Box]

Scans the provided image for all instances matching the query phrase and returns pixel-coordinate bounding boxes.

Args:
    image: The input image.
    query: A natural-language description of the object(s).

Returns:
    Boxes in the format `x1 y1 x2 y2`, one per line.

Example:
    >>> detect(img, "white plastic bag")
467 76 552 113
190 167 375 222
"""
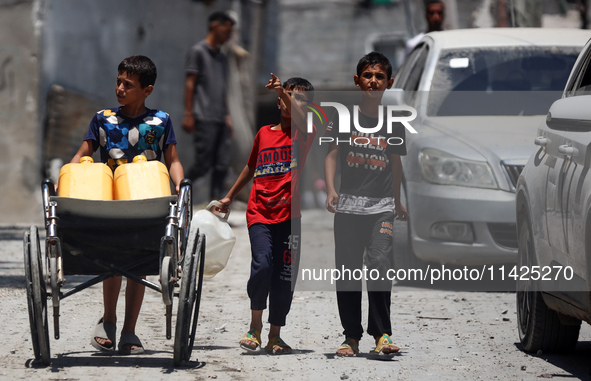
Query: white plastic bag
193 201 236 278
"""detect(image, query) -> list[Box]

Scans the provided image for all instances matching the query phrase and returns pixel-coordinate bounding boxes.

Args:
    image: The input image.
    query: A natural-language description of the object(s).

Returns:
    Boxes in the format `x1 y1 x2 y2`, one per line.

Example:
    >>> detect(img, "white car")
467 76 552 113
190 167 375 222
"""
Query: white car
516 36 591 352
388 28 591 268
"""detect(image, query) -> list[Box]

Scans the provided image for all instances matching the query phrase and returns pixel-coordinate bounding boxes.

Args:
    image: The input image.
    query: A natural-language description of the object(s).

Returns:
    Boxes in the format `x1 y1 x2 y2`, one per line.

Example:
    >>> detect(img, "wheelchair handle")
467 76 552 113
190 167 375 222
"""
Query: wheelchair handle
42 178 56 198
180 178 192 189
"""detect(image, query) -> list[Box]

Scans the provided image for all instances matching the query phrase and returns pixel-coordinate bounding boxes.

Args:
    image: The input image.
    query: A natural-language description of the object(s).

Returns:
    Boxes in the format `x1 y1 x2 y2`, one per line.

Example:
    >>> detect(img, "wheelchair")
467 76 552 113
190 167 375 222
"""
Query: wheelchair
24 178 205 366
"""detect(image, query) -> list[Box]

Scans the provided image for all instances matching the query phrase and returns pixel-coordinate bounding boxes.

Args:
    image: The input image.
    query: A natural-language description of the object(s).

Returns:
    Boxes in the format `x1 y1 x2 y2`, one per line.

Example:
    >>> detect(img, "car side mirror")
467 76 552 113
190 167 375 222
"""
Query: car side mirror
382 88 406 106
546 95 591 132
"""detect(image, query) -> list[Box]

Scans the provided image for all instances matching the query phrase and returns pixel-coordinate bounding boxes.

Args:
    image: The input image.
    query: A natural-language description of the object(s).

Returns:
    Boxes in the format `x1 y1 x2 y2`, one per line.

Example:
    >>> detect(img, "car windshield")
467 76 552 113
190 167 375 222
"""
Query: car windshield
427 46 580 116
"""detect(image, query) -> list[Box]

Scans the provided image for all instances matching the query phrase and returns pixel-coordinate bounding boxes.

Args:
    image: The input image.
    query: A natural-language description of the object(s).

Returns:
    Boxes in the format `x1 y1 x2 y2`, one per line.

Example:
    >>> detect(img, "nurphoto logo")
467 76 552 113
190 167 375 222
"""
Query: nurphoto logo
306 102 418 146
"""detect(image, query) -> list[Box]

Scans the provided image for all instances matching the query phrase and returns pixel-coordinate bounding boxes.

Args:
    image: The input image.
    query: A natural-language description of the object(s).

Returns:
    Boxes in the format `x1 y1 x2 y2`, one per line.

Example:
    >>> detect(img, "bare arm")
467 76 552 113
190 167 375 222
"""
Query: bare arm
182 73 198 133
71 140 95 163
219 164 255 212
324 142 339 213
390 154 409 221
164 144 185 195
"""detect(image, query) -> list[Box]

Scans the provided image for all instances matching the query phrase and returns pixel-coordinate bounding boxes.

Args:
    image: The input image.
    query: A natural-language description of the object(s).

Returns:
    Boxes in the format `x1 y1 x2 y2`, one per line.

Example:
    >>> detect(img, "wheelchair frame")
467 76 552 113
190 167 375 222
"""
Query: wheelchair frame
24 178 205 366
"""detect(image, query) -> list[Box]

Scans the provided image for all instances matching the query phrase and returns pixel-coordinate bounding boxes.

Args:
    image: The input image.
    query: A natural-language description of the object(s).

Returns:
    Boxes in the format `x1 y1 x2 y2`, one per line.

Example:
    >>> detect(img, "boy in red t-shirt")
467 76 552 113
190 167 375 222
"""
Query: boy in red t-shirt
219 74 315 354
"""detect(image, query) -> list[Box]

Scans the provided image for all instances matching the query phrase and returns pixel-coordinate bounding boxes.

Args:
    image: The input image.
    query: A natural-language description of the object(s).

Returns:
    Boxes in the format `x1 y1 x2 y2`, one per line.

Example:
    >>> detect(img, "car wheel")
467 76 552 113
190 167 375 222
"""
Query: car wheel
516 212 580 353
393 183 426 276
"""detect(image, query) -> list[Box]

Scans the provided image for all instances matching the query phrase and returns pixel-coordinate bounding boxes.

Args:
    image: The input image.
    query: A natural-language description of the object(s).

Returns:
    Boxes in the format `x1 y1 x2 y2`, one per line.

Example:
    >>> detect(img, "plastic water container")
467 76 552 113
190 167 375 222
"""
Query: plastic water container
113 155 171 200
193 201 236 278
57 156 113 200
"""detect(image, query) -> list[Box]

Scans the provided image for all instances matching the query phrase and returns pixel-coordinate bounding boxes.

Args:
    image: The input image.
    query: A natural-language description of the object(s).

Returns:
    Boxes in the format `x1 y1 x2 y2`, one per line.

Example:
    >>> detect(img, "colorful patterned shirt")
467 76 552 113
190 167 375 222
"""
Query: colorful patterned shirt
84 107 177 170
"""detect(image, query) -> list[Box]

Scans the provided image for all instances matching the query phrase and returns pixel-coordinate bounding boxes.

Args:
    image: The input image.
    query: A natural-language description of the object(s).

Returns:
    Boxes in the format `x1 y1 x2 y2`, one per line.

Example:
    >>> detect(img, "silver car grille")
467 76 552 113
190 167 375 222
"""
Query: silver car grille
501 162 524 191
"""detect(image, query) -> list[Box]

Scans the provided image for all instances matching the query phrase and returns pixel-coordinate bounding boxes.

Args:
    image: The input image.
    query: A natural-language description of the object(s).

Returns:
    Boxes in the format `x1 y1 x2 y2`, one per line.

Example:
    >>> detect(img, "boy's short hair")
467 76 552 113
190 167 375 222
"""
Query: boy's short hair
283 77 315 101
208 11 236 26
118 55 157 88
426 0 444 6
356 52 393 81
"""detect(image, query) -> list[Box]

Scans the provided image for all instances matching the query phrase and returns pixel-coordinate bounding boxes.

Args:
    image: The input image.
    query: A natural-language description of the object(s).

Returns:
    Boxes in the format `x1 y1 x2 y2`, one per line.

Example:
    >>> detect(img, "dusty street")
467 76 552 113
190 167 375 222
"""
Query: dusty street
2 209 591 380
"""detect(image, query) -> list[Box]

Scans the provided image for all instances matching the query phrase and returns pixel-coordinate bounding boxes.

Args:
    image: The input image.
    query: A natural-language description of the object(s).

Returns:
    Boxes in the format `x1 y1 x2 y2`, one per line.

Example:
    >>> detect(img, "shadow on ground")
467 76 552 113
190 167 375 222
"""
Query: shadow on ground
512 340 591 379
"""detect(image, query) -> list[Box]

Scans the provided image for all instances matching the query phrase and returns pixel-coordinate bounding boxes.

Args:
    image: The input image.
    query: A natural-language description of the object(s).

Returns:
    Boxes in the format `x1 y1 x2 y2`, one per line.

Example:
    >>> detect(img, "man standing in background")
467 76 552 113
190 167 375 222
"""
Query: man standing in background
405 0 445 54
183 11 235 201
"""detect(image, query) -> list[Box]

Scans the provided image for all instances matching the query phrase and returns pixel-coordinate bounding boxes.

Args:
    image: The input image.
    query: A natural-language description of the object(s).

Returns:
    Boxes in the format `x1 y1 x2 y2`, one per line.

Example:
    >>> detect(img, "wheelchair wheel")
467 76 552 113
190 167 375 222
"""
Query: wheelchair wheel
177 180 192 260
49 255 60 339
173 228 205 366
24 226 51 365
161 255 175 340
161 256 175 307
24 230 40 360
189 234 205 358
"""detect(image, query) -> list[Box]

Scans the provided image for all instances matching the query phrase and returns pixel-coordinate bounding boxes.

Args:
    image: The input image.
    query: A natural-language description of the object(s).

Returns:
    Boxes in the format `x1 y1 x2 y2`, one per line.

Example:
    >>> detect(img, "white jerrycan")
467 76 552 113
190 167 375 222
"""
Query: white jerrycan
193 200 236 278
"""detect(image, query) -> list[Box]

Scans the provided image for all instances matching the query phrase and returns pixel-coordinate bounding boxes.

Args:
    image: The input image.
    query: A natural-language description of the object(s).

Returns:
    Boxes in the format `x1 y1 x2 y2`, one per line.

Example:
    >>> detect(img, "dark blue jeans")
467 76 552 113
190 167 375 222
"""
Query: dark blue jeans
247 218 301 326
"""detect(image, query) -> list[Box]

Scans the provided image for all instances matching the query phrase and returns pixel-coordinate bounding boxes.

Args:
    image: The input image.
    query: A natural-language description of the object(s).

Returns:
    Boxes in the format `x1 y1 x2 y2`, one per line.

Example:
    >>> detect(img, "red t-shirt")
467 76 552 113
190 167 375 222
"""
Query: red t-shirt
246 124 316 227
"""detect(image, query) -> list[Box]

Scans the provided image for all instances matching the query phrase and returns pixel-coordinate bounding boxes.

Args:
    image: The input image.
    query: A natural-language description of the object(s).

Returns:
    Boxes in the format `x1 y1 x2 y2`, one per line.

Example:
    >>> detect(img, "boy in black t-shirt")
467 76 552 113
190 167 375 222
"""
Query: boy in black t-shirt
324 52 409 357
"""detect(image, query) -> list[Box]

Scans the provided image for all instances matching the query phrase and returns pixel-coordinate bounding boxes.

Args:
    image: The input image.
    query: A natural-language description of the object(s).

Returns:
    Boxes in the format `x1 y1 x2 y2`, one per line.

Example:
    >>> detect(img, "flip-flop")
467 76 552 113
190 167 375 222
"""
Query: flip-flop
265 336 292 355
90 318 117 352
336 337 359 357
370 334 400 357
118 332 144 355
239 329 261 353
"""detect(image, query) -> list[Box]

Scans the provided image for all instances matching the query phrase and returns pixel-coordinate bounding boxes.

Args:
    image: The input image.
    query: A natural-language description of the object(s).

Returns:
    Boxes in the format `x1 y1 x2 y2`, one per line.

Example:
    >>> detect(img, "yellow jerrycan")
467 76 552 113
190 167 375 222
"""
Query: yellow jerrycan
113 155 171 200
57 156 113 200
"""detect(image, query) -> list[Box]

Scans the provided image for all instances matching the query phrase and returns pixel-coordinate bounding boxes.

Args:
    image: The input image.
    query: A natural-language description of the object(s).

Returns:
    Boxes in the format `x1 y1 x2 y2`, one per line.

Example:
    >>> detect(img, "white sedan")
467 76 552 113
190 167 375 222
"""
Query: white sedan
388 28 591 268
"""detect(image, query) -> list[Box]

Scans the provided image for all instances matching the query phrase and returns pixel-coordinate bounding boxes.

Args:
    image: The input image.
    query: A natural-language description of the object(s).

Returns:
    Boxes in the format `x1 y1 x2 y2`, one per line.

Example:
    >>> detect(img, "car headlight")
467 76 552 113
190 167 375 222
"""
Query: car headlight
419 148 498 189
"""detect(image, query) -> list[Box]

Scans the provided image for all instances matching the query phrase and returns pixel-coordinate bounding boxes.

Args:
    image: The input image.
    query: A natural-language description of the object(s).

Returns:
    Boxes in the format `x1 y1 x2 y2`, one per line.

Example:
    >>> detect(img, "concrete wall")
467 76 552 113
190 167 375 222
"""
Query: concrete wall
278 0 420 89
0 0 41 224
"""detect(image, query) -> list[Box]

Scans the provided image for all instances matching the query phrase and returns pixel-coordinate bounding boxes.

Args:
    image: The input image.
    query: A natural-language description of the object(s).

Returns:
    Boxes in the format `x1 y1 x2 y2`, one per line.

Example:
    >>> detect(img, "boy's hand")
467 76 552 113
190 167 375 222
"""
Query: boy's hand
265 73 283 95
326 191 339 213
217 196 232 214
395 203 409 222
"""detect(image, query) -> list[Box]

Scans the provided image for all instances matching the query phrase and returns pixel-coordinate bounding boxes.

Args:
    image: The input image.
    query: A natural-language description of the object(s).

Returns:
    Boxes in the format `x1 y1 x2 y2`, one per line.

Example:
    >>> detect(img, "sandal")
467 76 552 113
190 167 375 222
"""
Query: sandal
118 332 144 355
265 336 292 355
239 329 262 353
90 318 116 352
336 337 359 357
370 334 400 356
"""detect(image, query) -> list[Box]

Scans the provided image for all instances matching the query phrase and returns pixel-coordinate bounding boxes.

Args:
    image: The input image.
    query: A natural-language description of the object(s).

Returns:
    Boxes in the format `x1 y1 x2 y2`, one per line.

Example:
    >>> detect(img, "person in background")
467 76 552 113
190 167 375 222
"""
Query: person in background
183 11 235 200
406 0 445 54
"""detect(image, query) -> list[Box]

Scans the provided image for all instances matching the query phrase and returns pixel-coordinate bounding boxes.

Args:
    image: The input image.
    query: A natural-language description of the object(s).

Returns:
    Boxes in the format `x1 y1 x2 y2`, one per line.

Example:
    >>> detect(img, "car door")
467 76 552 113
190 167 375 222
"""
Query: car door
542 108 574 264
543 97 591 301
542 125 579 264
541 41 591 300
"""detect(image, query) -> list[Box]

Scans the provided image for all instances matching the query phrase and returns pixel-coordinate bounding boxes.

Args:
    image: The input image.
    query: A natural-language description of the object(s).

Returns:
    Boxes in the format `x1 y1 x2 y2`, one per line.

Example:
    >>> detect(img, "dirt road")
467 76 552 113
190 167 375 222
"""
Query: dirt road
2 209 591 380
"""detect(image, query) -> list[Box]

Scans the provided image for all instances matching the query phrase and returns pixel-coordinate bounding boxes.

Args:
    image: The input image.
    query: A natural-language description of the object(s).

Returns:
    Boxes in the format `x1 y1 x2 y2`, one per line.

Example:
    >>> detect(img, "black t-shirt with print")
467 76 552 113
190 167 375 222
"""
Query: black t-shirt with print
325 106 407 214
